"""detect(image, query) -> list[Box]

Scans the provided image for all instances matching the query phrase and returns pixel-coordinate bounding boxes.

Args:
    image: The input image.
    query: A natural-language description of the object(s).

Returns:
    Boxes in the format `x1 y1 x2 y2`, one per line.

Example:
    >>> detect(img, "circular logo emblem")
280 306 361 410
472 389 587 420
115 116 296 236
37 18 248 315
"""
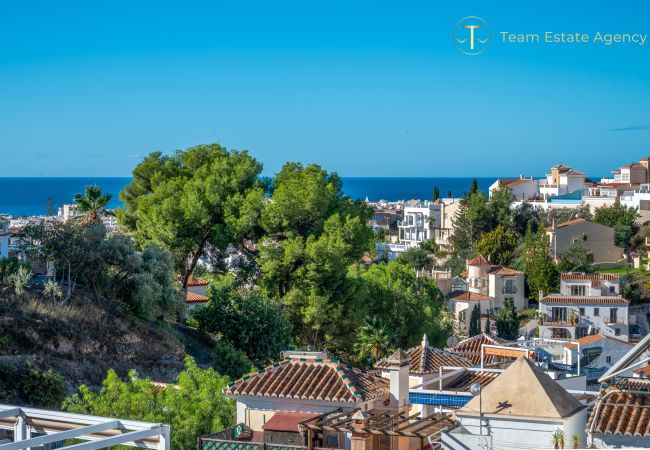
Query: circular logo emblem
452 16 492 55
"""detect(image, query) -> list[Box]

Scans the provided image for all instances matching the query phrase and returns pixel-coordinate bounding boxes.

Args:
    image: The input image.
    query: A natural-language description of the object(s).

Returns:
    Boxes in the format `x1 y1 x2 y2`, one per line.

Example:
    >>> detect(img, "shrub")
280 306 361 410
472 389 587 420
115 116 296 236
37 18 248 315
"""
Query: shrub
19 365 67 408
43 280 63 301
7 266 31 295
213 342 253 380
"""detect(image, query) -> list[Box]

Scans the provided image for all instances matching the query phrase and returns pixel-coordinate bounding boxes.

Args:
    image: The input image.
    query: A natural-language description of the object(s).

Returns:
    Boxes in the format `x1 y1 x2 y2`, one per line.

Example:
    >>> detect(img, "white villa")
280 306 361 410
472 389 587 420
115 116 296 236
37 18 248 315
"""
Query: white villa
538 273 630 341
538 163 588 199
488 175 538 201
397 198 461 251
448 254 526 335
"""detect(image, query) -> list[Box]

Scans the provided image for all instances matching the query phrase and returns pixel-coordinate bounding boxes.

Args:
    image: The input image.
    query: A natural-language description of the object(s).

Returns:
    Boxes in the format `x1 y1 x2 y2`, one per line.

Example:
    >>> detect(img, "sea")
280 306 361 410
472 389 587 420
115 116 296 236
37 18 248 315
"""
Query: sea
0 177 498 217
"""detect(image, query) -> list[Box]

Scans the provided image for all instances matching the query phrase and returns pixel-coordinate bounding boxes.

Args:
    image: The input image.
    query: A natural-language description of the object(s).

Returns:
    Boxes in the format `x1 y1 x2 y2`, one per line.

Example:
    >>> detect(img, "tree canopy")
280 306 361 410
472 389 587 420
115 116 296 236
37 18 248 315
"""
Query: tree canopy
63 357 235 450
118 145 265 288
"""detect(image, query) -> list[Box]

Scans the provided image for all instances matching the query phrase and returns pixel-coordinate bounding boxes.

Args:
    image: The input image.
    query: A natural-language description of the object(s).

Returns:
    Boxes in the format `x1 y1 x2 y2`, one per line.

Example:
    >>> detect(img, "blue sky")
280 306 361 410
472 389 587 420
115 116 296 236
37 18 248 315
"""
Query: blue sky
1 1 649 177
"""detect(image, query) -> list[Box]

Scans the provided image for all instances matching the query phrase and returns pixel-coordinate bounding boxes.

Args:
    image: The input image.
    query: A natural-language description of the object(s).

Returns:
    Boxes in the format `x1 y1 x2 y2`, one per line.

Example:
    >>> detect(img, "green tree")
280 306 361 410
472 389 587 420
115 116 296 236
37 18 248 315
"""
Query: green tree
450 197 473 256
512 203 543 238
196 277 292 366
73 185 113 225
488 186 515 228
356 260 451 349
212 342 253 380
556 241 594 273
63 357 235 450
432 185 440 201
257 163 373 351
470 178 479 196
518 225 559 299
484 316 491 335
118 145 265 288
593 203 640 249
469 304 481 337
475 225 518 266
398 246 431 270
496 299 519 340
353 317 394 364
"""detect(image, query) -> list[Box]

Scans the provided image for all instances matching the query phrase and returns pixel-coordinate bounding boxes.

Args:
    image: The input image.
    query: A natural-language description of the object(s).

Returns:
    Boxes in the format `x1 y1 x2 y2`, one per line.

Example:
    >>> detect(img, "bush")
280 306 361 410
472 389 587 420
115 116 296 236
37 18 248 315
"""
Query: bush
213 342 253 380
19 365 67 408
43 280 63 301
7 266 31 295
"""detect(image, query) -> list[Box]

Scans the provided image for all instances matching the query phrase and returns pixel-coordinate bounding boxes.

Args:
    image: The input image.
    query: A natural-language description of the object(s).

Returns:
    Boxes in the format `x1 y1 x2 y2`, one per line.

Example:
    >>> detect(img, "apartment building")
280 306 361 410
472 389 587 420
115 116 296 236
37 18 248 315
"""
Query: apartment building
397 199 460 250
538 273 630 341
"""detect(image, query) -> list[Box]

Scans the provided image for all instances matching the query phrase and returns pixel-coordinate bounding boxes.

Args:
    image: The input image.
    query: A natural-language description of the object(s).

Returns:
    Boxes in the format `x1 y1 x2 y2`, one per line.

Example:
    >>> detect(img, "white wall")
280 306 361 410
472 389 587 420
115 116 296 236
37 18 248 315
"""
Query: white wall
442 412 587 450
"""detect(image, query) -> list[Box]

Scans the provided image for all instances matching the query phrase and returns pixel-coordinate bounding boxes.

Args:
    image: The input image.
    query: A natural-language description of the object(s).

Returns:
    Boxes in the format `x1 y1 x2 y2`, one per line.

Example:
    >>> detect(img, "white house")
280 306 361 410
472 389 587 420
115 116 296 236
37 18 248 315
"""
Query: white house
538 273 630 341
397 199 461 251
546 218 623 264
441 356 588 450
563 333 635 386
448 254 526 335
488 175 538 201
538 163 588 199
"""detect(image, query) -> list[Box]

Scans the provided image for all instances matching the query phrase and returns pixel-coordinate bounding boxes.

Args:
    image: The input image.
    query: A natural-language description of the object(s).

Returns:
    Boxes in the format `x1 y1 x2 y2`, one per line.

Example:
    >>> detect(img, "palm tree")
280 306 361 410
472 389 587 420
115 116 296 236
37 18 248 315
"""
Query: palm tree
354 317 394 364
73 185 112 225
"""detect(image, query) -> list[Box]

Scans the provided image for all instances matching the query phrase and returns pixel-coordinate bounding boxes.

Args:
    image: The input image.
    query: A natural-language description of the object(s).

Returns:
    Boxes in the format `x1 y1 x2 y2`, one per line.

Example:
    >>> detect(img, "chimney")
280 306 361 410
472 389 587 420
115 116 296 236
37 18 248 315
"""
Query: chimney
422 334 429 348
386 349 410 411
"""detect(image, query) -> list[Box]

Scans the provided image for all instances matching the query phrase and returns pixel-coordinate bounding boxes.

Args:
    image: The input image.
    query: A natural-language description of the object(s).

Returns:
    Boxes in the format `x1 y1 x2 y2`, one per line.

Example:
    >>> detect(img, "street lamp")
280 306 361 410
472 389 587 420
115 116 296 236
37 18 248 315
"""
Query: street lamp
470 383 483 436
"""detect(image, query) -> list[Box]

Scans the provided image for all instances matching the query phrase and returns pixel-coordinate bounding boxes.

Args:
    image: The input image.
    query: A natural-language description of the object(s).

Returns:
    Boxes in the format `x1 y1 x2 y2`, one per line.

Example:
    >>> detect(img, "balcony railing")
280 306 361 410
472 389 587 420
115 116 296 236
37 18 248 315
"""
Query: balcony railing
503 286 517 294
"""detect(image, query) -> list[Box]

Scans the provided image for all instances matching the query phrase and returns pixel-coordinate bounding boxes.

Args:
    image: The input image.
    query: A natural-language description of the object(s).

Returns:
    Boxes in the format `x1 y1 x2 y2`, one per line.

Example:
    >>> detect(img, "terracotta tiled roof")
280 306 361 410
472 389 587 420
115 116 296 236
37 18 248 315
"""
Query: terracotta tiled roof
546 218 586 231
621 163 646 170
375 341 472 375
448 291 494 302
467 254 491 266
563 333 633 349
262 412 319 433
442 370 500 391
488 266 524 276
185 275 209 286
502 178 534 187
561 272 619 281
225 358 389 403
588 378 650 437
185 291 208 304
446 333 507 365
541 295 629 305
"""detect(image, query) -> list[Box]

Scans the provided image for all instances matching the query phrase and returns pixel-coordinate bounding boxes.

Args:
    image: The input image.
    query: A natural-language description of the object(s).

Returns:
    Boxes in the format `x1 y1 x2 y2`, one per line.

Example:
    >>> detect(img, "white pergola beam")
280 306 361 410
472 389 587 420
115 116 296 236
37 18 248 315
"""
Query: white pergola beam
62 428 164 450
0 409 21 420
0 420 120 450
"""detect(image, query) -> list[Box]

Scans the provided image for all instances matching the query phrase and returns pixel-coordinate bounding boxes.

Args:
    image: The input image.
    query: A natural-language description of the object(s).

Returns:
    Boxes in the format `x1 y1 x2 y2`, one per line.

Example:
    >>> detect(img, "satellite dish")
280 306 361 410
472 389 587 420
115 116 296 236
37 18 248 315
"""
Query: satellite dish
447 336 460 347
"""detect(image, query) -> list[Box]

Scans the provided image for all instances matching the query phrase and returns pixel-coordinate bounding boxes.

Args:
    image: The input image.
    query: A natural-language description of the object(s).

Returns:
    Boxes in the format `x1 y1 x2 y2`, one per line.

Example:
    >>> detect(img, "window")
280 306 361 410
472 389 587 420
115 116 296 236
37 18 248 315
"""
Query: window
615 328 621 336
327 435 339 447
606 356 612 363
594 308 600 317
579 307 585 316
570 285 586 296
610 308 618 324
609 285 616 294
582 233 588 241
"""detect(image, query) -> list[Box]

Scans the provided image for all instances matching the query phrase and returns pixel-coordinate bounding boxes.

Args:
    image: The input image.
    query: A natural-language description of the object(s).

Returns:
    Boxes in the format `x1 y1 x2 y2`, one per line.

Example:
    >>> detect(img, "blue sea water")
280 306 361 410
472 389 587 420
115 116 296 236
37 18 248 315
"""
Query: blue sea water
0 176 498 217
